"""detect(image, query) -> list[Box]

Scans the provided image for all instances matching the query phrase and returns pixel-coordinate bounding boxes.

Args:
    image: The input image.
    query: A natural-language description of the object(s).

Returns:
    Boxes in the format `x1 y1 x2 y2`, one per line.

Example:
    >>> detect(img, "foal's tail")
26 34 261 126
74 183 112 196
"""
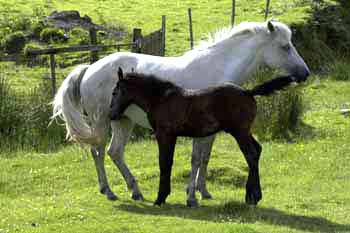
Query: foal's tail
246 75 296 97
52 65 100 145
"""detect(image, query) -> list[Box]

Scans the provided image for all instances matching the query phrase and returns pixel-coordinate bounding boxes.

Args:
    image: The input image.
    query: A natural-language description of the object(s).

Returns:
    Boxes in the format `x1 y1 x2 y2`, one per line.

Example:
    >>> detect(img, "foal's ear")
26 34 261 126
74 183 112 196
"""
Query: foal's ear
267 21 275 33
118 67 124 80
163 88 177 98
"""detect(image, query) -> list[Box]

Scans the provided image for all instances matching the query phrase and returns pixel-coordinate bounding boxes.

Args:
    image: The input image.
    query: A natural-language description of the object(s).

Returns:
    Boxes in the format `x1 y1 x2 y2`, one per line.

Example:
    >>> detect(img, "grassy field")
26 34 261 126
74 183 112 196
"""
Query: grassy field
0 0 312 56
1 77 350 232
1 0 350 232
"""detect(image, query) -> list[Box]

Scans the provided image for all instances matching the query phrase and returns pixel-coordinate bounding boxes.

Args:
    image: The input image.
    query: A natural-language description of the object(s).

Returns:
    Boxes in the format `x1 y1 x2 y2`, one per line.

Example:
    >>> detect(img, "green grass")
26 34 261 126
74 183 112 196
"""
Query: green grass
1 78 350 232
1 1 350 232
0 0 312 56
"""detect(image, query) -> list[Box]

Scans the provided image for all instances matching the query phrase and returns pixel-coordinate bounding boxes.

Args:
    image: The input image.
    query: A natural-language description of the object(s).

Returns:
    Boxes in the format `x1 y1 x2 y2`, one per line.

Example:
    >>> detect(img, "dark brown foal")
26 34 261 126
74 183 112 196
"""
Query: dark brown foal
110 67 297 207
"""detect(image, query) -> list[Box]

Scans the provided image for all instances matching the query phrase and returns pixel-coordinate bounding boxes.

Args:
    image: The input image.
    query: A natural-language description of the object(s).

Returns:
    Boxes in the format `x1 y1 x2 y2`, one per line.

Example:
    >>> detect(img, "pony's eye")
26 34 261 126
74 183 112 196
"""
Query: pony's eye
282 44 291 52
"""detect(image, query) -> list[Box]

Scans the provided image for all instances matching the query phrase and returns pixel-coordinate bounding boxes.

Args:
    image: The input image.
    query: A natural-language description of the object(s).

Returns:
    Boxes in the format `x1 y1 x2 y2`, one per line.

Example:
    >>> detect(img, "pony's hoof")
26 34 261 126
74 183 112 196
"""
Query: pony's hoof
186 199 199 208
200 190 213 200
100 187 118 201
132 192 144 201
106 192 118 201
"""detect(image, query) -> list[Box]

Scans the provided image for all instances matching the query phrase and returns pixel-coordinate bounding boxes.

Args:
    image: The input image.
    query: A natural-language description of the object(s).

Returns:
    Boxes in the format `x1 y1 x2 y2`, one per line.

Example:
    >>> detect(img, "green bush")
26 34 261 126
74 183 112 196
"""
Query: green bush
0 75 66 152
329 60 350 81
70 27 90 45
1 31 26 54
30 21 46 39
40 28 67 43
250 70 305 141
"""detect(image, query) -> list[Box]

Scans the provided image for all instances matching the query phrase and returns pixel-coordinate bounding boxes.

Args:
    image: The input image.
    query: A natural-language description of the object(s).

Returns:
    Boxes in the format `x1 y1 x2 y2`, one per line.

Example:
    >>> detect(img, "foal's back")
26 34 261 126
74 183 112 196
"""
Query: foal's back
152 84 257 137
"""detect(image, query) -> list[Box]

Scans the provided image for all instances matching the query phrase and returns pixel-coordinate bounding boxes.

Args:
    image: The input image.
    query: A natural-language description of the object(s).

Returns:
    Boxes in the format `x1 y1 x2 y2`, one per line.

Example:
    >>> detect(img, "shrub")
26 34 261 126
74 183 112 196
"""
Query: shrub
329 60 350 81
30 21 46 39
2 31 26 54
70 27 90 45
40 28 67 43
250 70 305 141
0 75 66 152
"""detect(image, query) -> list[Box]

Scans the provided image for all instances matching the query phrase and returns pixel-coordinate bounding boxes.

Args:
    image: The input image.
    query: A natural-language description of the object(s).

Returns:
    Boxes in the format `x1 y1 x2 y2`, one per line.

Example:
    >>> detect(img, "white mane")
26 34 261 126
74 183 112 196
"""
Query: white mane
188 21 291 53
193 22 266 51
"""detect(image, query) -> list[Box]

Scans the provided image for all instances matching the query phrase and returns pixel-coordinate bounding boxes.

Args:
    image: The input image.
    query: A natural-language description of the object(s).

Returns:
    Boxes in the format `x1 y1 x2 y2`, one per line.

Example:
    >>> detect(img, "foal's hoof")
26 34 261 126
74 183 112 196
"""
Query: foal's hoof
186 199 199 208
245 189 262 206
154 197 166 206
132 192 144 201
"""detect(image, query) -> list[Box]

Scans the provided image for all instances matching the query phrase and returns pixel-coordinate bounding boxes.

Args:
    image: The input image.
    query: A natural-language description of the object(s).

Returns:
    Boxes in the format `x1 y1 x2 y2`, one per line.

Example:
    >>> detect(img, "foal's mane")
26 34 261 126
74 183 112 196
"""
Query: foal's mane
125 72 181 97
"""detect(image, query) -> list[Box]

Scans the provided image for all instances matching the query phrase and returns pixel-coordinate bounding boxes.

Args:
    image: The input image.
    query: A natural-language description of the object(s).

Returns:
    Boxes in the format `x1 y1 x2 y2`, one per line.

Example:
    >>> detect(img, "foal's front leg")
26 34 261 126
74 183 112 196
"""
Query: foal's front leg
234 133 262 205
154 133 177 206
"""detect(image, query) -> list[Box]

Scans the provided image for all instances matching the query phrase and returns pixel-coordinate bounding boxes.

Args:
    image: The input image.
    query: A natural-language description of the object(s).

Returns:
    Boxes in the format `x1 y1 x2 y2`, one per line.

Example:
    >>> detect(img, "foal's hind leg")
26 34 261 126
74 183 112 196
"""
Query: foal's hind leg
91 145 118 200
154 134 176 206
233 132 262 205
192 135 215 199
108 118 143 201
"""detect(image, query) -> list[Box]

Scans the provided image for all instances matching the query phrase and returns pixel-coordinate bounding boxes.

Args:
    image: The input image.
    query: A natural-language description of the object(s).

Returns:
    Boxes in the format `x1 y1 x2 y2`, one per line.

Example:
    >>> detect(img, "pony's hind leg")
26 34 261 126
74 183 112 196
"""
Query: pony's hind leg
192 135 215 199
107 118 143 201
91 145 118 201
186 144 201 208
233 132 262 205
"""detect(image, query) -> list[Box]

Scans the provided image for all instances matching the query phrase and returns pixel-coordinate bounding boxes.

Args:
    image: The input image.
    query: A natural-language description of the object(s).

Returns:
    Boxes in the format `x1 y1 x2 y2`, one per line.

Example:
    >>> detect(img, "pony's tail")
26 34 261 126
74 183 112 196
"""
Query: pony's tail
246 75 296 97
52 65 100 145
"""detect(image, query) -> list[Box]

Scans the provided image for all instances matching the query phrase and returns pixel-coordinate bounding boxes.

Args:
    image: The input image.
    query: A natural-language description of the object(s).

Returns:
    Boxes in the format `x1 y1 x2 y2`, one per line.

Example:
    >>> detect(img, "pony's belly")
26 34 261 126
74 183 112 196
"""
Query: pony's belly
124 104 153 129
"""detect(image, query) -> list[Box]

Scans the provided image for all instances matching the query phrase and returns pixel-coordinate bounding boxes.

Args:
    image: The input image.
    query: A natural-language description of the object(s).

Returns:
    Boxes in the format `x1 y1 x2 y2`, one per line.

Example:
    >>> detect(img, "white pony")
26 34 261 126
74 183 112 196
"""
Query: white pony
53 21 310 205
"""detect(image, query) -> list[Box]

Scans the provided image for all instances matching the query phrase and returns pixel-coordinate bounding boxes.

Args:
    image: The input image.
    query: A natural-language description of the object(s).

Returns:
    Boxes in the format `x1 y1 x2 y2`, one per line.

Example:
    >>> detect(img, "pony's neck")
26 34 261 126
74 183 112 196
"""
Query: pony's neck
179 30 267 87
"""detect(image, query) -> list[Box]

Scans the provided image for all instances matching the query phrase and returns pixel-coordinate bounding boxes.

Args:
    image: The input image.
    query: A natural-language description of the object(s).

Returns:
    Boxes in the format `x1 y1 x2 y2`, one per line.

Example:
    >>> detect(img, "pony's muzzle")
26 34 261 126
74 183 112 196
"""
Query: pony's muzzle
293 65 310 83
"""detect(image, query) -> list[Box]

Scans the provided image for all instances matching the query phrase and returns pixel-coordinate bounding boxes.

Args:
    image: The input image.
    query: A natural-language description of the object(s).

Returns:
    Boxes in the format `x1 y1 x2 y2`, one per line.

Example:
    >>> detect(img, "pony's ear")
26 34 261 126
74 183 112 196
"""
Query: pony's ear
118 67 124 80
267 21 275 33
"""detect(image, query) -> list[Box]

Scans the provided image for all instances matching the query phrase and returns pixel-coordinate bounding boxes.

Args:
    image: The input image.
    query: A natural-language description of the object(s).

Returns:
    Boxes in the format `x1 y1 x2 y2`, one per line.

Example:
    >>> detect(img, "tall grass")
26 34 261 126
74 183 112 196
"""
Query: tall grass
250 69 305 141
0 74 66 152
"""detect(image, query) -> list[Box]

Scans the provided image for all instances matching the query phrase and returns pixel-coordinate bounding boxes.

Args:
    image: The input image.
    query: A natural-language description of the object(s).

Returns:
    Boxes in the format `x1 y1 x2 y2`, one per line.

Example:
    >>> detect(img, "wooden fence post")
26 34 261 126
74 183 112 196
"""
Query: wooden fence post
132 28 142 53
231 0 236 27
161 15 166 56
49 54 56 97
89 28 98 63
265 0 271 21
188 8 194 50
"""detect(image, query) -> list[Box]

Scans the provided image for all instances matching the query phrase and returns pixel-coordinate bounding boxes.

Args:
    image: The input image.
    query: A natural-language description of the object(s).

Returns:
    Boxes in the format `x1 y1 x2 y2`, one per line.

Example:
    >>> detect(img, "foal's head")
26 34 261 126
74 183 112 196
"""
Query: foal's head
110 68 180 121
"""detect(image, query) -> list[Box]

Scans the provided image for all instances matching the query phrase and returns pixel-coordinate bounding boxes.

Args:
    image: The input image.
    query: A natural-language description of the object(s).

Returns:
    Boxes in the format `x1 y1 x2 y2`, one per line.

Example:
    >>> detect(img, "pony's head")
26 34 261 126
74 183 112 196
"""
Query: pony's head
261 21 310 82
110 67 133 121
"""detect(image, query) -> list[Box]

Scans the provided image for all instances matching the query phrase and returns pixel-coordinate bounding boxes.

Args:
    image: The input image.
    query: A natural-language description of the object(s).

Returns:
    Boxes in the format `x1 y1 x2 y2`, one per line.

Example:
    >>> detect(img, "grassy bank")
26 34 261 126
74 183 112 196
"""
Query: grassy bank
1 77 350 232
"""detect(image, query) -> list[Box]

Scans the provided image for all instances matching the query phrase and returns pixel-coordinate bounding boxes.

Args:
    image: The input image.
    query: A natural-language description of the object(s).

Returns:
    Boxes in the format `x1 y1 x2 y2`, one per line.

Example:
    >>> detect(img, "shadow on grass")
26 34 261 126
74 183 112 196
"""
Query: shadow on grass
115 200 350 233
174 167 247 188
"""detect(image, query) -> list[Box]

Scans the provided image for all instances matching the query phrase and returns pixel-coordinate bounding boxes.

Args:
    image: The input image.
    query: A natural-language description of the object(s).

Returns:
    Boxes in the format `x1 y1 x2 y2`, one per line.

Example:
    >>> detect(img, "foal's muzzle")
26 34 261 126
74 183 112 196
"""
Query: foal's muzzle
110 111 122 121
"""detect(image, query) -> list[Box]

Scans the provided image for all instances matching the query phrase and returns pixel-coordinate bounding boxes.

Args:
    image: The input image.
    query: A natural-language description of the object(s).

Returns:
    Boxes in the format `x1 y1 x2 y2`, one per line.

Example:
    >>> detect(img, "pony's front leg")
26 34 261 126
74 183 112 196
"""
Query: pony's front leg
154 133 177 206
108 118 143 201
192 135 216 199
91 146 117 201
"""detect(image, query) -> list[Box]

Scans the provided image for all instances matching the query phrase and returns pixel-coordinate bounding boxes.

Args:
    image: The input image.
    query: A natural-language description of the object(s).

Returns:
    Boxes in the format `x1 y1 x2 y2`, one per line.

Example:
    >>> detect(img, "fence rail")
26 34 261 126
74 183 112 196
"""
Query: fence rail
26 43 137 56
